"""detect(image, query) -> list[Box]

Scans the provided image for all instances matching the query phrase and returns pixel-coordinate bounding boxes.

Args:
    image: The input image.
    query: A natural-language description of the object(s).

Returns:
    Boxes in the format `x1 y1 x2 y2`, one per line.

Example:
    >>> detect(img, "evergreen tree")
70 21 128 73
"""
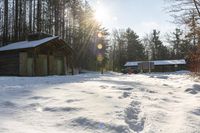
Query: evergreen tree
126 28 146 61
111 28 146 71
149 30 170 60
172 29 182 59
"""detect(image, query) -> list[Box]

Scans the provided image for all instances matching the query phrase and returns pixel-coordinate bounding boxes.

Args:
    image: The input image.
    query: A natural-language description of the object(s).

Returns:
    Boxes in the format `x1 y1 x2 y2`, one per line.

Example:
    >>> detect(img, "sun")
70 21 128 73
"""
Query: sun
94 7 108 23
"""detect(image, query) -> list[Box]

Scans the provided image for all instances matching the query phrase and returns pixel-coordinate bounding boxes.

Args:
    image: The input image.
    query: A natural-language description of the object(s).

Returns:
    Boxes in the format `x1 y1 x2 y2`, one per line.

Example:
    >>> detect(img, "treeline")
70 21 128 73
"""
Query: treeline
109 28 194 71
0 0 108 70
2 0 200 73
167 0 200 73
109 0 200 71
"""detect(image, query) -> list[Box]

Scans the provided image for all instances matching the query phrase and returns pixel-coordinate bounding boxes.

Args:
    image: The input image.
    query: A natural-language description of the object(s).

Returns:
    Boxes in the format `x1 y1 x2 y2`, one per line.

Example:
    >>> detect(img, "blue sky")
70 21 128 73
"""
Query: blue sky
88 0 176 37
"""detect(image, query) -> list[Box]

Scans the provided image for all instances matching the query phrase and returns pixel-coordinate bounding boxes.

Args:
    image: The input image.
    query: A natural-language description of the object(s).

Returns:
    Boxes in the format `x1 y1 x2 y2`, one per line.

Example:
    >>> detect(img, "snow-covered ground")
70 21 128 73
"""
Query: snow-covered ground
0 72 200 133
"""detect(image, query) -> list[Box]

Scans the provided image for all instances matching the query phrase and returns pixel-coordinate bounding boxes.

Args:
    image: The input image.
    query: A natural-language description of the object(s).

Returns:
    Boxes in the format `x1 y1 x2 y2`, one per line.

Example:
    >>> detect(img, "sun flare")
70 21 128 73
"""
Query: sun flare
94 7 108 23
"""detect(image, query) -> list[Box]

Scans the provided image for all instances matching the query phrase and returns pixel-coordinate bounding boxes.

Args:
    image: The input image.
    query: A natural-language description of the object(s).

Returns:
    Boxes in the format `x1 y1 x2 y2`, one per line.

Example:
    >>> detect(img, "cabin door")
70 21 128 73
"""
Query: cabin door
36 55 48 76
41 55 48 76
56 57 64 75
27 58 34 76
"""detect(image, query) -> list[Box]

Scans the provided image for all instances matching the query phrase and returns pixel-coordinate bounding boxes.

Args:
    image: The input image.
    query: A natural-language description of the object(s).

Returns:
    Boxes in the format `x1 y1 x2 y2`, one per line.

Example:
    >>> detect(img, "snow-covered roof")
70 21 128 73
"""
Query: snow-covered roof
124 59 186 67
154 60 186 65
124 61 141 67
0 36 58 52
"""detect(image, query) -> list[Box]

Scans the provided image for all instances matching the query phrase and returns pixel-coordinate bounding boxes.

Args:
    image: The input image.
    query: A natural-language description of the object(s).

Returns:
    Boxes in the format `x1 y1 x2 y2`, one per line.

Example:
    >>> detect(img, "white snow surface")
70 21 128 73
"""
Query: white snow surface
0 36 58 51
0 72 200 133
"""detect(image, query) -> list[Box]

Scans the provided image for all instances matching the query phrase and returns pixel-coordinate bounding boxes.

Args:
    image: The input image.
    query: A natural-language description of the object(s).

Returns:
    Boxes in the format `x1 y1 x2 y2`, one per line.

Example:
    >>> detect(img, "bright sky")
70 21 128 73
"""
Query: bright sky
88 0 176 38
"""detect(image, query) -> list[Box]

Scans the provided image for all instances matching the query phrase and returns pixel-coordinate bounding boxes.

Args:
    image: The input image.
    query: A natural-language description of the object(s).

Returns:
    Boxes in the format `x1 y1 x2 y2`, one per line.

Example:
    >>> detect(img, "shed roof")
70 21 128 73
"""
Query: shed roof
0 36 58 52
154 60 186 65
125 61 141 67
124 59 186 67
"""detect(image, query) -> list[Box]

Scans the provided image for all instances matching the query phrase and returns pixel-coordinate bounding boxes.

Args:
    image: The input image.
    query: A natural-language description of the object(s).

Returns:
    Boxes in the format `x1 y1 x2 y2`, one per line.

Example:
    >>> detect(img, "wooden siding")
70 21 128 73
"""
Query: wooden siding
55 57 65 75
152 65 186 72
19 52 66 76
19 52 28 76
35 55 48 76
48 55 56 75
0 38 74 76
0 53 19 75
27 58 34 76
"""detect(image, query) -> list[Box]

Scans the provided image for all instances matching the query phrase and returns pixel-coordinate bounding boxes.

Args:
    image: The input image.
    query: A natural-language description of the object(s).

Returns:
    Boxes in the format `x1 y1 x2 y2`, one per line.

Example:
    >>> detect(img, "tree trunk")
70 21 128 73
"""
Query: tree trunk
37 0 41 33
29 0 32 33
3 0 8 45
33 0 36 32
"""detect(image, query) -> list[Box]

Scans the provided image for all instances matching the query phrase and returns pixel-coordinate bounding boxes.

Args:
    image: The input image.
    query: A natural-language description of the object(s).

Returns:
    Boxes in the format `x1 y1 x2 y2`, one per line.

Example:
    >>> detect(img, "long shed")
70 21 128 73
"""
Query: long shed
124 59 187 73
0 36 74 76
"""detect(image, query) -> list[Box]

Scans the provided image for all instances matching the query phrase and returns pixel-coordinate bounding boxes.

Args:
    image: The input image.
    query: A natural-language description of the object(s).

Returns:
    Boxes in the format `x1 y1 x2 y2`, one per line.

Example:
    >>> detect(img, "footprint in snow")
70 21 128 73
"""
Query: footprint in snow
66 99 82 103
0 101 17 108
185 84 200 95
43 107 81 112
119 92 131 99
70 117 130 133
124 101 145 132
146 89 157 94
119 87 134 91
111 86 117 89
105 96 113 99
168 92 173 95
191 108 200 116
81 91 95 95
54 87 62 90
29 96 51 100
163 84 169 87
100 85 109 89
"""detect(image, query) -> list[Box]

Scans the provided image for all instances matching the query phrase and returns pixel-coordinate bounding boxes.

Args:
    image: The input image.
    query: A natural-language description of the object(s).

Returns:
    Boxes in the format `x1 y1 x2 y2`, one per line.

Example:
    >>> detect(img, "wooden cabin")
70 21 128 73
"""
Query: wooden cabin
0 36 74 76
124 59 187 73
